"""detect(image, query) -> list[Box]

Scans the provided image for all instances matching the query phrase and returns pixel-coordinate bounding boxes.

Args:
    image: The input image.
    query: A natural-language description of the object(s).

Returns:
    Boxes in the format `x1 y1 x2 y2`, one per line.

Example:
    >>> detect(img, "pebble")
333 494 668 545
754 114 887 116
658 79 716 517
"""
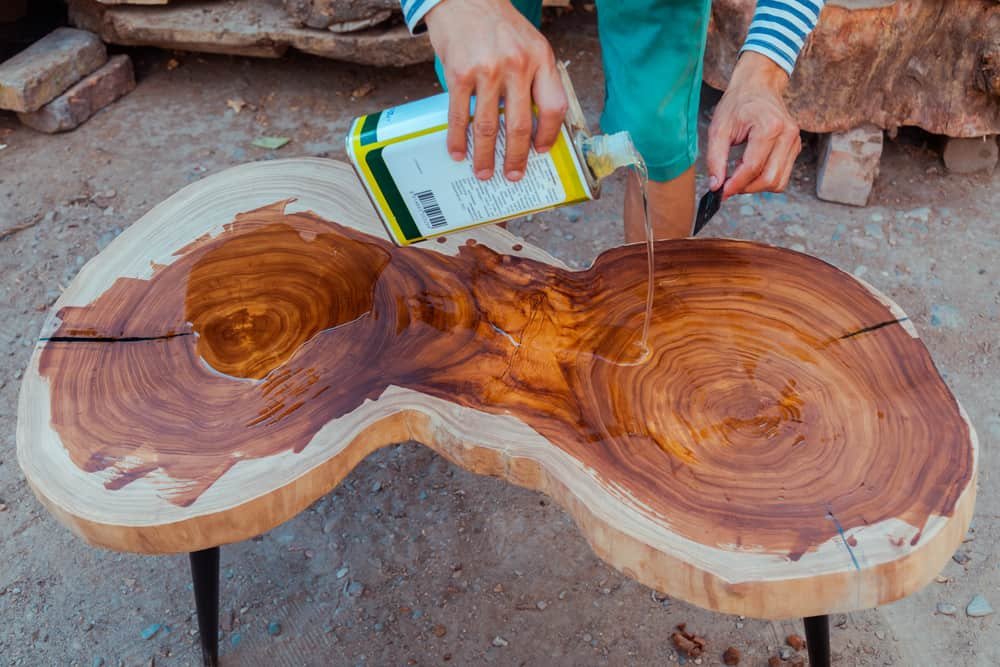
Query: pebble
870 212 884 222
778 646 794 660
930 304 962 329
864 223 884 239
905 207 931 222
952 552 971 566
739 205 755 217
784 223 807 237
492 635 508 647
373 622 384 632
267 621 281 637
336 567 349 579
966 594 994 617
322 519 337 534
230 632 242 647
563 232 575 241
141 624 161 640
92 659 104 667
789 243 806 253
558 590 566 600
875 630 886 640
936 602 957 616
433 624 447 637
567 210 581 223
347 581 365 597
418 490 428 500
410 609 423 620
583 633 593 642
853 265 868 278
371 481 382 493
536 601 547 611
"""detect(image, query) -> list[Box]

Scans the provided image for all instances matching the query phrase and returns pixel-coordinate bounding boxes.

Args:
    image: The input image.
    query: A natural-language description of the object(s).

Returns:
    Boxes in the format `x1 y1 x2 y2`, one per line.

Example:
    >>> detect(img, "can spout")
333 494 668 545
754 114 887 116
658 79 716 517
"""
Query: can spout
580 131 645 180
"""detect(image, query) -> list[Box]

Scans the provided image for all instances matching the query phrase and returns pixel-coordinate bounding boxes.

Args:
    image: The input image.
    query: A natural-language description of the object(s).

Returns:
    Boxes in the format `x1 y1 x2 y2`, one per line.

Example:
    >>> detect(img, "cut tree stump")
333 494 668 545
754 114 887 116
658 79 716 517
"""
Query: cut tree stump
17 158 977 620
705 0 1000 137
68 0 433 66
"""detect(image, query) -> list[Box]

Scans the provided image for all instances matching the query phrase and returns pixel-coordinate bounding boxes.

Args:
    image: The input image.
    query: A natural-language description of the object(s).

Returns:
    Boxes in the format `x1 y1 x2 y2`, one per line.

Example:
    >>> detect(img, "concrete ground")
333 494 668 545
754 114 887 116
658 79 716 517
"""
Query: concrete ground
1 11 997 667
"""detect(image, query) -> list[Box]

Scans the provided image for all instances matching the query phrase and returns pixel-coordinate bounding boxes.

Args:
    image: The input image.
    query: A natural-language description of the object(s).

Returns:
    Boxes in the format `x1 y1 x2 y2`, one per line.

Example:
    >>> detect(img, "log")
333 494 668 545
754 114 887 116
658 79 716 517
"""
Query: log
68 0 433 66
17 158 976 620
705 0 1000 137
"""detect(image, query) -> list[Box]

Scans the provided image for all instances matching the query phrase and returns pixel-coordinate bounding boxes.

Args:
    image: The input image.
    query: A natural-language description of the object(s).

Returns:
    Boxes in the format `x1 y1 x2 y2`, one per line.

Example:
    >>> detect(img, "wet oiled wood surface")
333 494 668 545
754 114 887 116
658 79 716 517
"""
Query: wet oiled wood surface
17 159 977 618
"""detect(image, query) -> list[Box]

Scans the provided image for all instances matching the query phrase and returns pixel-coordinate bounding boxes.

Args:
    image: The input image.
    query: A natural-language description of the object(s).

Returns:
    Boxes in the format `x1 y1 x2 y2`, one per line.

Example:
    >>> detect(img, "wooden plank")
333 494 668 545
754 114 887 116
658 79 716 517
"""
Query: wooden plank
17 157 977 620
68 0 433 65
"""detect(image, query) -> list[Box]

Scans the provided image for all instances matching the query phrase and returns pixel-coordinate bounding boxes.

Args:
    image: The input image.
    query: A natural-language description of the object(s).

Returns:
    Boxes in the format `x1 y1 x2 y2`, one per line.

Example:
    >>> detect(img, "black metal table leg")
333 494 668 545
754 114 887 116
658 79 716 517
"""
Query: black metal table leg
803 614 831 666
190 547 220 667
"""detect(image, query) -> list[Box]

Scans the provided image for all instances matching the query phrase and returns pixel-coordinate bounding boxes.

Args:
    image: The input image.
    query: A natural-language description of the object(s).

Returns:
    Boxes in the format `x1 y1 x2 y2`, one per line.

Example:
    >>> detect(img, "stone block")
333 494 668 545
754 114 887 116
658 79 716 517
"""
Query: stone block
17 55 135 133
942 136 998 174
816 125 884 207
0 27 107 112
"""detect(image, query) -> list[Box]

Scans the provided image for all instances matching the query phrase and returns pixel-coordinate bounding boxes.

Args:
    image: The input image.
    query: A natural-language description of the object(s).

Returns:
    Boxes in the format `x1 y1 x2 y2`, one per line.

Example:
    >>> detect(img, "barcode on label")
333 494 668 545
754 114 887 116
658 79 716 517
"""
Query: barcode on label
414 189 447 229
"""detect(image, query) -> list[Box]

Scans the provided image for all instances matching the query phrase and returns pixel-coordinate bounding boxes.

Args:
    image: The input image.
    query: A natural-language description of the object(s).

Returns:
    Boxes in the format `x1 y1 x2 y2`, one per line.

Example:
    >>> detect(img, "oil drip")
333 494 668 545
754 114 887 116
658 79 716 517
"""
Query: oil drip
582 132 653 365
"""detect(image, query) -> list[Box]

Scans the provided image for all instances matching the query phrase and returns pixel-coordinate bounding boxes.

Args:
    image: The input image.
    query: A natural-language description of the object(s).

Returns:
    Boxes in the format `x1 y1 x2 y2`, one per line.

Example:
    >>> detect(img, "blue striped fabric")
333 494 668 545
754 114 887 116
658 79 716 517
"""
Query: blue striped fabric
399 0 824 74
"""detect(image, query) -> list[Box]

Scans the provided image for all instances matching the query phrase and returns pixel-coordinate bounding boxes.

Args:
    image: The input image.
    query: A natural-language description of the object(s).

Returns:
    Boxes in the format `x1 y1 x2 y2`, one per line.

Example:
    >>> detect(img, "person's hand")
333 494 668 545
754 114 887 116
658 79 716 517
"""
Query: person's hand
424 0 567 182
706 51 802 199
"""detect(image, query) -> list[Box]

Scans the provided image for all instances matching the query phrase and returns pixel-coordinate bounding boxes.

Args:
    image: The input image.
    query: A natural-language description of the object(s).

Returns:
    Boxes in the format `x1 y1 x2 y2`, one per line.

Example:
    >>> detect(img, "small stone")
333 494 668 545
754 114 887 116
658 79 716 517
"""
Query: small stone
418 490 428 500
492 635 508 647
864 223 884 239
723 646 741 665
778 646 795 660
493 584 503 593
583 633 592 642
904 207 931 223
936 602 957 616
336 567 349 579
942 136 998 174
433 624 447 637
371 480 382 493
935 575 951 584
784 223 807 237
567 210 581 223
789 243 806 253
410 609 423 620
739 204 755 217
536 600 547 611
930 304 962 329
0 503 7 512
788 657 805 667
230 632 242 647
347 581 365 597
786 634 806 651
875 630 886 640
140 624 161 640
267 621 281 636
558 590 566 600
0 28 107 112
768 658 782 667
966 594 994 617
373 622 384 632
322 519 337 534
870 212 884 222
92 658 104 667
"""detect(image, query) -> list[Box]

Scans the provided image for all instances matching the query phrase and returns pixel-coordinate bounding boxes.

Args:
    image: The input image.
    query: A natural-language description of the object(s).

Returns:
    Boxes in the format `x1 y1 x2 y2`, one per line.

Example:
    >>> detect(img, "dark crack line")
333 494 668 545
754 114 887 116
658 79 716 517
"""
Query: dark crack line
39 332 192 344
839 317 909 340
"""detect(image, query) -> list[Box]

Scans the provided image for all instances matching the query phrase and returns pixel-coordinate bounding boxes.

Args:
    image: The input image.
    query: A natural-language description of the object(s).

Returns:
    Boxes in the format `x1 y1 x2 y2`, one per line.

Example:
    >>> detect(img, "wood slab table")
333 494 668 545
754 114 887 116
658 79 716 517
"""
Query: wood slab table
17 159 977 666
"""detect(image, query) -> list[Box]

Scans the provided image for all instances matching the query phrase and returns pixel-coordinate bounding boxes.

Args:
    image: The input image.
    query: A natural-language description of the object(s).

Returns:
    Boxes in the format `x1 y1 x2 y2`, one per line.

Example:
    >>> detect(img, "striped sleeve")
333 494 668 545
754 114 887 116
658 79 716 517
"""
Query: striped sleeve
400 0 446 33
741 0 825 75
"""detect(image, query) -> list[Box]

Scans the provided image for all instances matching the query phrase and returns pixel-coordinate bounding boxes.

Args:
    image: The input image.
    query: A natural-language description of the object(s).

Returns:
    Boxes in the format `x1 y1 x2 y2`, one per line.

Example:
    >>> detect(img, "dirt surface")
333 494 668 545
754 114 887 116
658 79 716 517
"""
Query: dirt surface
1 11 998 667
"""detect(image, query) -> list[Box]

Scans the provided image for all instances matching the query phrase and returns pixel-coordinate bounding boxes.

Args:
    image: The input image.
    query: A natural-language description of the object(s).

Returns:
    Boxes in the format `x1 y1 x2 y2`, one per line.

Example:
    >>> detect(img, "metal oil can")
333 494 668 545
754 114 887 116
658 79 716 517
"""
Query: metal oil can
345 64 640 246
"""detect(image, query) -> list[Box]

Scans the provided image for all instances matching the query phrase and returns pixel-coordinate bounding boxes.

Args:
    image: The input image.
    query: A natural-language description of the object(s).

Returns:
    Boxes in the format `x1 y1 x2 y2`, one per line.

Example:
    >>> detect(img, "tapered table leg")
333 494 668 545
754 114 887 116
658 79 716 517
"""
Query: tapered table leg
803 614 831 667
189 547 220 667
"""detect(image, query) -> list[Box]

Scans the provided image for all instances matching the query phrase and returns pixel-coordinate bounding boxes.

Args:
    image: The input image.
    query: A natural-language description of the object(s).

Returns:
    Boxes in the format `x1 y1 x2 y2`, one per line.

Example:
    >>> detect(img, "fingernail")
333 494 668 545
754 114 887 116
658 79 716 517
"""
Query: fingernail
506 170 523 181
450 151 465 161
536 144 551 154
476 169 493 180
709 175 720 190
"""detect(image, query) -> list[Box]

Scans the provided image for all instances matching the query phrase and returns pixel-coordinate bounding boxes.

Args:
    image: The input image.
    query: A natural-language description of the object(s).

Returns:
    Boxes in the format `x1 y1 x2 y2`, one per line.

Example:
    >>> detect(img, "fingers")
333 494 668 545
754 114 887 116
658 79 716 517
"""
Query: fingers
471 78 501 180
722 127 772 199
705 112 735 192
531 59 568 154
446 70 474 162
502 76 533 181
740 127 802 194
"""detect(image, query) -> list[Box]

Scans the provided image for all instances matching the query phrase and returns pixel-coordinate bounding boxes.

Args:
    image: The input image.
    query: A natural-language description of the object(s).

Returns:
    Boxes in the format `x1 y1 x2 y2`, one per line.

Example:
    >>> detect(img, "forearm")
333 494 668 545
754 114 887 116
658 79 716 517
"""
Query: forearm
742 1 825 75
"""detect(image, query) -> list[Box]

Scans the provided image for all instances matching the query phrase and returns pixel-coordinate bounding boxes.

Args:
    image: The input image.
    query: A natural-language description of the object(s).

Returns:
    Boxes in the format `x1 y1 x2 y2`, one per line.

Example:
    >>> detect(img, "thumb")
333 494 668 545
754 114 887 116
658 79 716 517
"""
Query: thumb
705 117 731 192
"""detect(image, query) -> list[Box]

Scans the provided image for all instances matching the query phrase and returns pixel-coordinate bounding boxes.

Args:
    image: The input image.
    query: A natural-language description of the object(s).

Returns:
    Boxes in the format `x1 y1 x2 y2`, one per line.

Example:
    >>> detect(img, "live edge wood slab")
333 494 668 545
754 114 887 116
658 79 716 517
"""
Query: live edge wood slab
17 158 976 620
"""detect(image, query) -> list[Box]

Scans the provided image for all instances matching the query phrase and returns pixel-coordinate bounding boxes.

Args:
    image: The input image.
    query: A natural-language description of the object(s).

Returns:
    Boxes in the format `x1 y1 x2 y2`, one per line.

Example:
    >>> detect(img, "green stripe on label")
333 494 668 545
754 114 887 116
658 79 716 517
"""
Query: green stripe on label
365 147 423 242
359 111 382 146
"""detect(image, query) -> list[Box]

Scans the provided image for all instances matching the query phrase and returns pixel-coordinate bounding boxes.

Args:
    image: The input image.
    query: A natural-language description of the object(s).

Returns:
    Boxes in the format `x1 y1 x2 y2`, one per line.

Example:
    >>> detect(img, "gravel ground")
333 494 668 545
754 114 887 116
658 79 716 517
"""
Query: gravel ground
1 10 997 667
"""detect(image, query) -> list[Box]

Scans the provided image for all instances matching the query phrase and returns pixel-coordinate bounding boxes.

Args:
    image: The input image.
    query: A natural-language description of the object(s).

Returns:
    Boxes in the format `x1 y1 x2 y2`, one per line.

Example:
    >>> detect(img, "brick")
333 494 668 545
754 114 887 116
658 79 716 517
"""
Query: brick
942 136 998 174
18 55 135 133
0 28 107 112
816 124 883 207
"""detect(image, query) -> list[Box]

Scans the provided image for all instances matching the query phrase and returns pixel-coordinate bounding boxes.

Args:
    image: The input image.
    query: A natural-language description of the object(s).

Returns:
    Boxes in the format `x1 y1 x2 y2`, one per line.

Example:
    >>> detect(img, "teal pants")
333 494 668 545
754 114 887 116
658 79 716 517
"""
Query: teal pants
434 0 712 182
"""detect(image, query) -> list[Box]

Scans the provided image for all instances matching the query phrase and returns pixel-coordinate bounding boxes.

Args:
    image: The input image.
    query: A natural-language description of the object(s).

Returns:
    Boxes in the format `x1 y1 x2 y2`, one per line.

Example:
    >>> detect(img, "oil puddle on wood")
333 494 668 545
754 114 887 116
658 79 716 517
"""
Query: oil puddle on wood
38 201 972 558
